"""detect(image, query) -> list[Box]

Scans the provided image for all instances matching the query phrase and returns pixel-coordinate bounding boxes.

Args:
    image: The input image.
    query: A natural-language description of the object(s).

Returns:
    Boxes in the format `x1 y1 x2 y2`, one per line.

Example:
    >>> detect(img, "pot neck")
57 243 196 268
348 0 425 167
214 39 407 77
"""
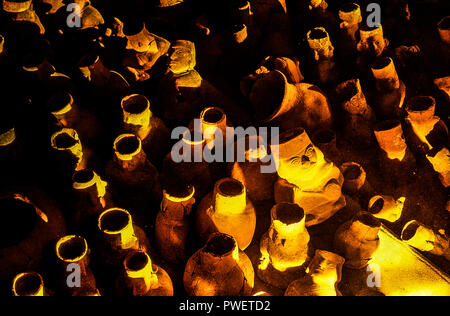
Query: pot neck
371 57 400 90
121 94 153 138
99 208 138 250
73 170 108 207
213 179 247 216
113 134 147 171
12 272 45 297
55 235 90 276
0 127 16 147
374 122 407 161
125 252 159 294
51 128 84 169
349 213 381 241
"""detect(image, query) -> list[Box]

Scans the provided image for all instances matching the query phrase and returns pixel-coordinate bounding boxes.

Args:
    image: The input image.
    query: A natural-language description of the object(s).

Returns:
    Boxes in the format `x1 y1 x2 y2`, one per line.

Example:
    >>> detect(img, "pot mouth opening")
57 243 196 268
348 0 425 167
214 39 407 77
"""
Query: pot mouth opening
125 251 149 272
342 163 362 180
375 120 401 132
99 209 131 234
0 197 37 249
123 20 145 37
356 212 381 228
312 129 336 145
369 197 384 215
279 127 306 145
309 28 328 40
340 3 359 13
122 94 149 114
47 92 73 114
201 107 225 125
438 16 450 30
372 57 392 70
53 132 78 149
72 169 94 184
401 221 420 241
406 96 435 112
13 272 43 296
115 135 141 156
164 184 195 201
337 79 359 101
204 234 236 256
274 203 305 225
217 179 244 197
56 235 88 262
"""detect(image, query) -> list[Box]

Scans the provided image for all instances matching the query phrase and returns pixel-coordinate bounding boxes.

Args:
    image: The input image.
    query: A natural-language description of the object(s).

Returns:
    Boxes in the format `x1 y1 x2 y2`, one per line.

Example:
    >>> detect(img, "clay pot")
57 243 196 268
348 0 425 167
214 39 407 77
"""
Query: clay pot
434 76 450 101
155 185 195 264
50 128 86 172
370 57 406 119
374 120 416 186
121 94 170 167
247 70 333 133
55 235 99 296
426 147 450 188
196 178 256 250
340 162 366 195
105 134 162 223
229 135 277 203
116 251 173 296
285 250 345 296
307 27 337 84
12 272 50 296
68 0 105 30
162 129 213 199
401 221 450 261
0 190 66 284
272 128 346 226
47 92 102 147
258 203 312 289
368 195 405 223
334 212 381 269
311 129 342 165
184 233 254 296
97 208 151 269
3 0 45 34
335 79 376 146
338 3 362 57
405 96 445 153
78 53 130 98
357 25 389 59
72 169 111 235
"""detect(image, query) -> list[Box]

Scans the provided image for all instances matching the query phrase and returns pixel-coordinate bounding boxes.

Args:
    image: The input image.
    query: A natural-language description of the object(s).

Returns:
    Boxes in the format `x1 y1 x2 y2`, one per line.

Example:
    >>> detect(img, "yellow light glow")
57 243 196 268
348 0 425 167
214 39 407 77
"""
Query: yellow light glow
370 226 450 296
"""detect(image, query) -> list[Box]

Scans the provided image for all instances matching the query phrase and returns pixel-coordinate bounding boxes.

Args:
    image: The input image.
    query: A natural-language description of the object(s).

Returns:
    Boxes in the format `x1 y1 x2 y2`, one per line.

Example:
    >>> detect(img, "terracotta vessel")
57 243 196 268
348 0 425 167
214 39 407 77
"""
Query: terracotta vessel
229 135 277 203
272 128 346 226
47 92 102 147
334 212 381 269
162 129 213 199
374 120 416 187
97 208 151 269
12 272 50 296
340 162 366 194
72 169 111 235
258 203 312 289
357 25 389 60
3 0 45 34
426 147 450 188
155 185 195 264
196 178 256 250
121 94 170 167
370 57 406 119
105 134 162 222
368 195 405 223
401 221 450 261
50 128 86 172
64 0 105 30
55 235 99 296
246 70 333 133
338 3 362 58
311 129 342 165
116 251 173 296
0 190 66 284
335 79 376 147
285 250 345 296
405 96 448 153
307 27 337 84
184 233 254 296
